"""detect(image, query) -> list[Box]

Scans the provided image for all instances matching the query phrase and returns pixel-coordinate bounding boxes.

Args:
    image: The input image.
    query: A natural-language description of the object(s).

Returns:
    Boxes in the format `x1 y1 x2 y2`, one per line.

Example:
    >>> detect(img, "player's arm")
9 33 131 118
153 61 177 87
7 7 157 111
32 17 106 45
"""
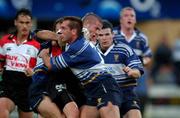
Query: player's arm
0 40 5 75
123 66 141 79
24 68 34 77
0 61 4 75
36 30 60 41
36 30 65 47
143 56 151 66
38 48 52 70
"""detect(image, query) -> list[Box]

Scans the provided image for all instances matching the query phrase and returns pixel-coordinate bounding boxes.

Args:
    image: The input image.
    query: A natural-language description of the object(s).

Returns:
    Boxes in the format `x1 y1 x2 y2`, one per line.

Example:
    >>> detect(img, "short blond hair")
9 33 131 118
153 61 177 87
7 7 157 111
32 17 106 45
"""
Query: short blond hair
120 7 136 18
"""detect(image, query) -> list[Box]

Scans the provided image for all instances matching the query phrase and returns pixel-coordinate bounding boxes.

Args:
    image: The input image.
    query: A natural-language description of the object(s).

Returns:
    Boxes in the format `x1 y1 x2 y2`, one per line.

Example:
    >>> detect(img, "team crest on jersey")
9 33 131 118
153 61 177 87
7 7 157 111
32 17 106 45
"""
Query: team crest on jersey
114 54 119 62
136 41 140 48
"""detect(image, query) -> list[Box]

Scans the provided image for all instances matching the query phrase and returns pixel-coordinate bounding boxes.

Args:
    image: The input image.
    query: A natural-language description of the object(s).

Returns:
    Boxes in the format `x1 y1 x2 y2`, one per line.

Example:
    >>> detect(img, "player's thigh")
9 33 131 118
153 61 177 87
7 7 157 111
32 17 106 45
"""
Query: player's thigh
99 102 120 118
37 96 63 118
0 97 15 112
123 109 142 118
80 105 100 118
18 110 33 118
63 101 79 118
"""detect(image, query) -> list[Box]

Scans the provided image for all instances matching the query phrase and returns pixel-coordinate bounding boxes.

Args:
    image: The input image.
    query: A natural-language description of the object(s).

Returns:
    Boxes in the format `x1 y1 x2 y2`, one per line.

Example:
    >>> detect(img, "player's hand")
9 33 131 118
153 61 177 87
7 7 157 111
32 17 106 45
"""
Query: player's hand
123 67 141 78
123 67 132 75
25 68 34 77
38 48 50 58
0 68 3 75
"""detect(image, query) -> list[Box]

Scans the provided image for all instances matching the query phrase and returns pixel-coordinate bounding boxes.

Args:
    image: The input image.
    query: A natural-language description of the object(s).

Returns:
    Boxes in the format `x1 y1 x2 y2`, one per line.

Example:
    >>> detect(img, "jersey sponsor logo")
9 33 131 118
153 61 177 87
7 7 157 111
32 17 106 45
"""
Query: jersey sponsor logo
104 66 116 74
6 54 29 72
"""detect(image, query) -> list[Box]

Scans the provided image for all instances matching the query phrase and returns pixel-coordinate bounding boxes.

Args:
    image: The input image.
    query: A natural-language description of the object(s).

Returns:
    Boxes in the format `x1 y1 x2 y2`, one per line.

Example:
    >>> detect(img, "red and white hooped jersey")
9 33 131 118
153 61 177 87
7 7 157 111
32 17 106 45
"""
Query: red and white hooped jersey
0 34 40 72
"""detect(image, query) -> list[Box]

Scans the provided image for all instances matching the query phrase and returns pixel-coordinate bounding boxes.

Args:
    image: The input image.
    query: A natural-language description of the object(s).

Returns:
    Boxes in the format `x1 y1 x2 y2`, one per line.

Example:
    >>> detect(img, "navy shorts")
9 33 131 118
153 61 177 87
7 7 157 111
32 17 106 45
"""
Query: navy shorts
29 68 86 112
0 70 32 112
29 70 73 112
29 71 49 112
54 68 86 108
84 74 122 109
120 86 141 116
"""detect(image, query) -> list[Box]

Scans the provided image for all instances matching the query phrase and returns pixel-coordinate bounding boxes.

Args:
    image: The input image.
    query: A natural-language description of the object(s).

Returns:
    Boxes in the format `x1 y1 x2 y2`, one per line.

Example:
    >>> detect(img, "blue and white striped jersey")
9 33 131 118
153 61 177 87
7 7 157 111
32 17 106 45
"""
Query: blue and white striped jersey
113 26 152 62
97 42 144 87
50 37 108 82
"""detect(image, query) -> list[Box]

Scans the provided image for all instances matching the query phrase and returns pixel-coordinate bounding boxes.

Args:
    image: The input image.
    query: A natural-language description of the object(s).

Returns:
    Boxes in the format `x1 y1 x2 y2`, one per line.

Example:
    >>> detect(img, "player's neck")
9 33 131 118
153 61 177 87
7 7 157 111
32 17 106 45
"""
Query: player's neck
121 27 134 39
17 33 28 44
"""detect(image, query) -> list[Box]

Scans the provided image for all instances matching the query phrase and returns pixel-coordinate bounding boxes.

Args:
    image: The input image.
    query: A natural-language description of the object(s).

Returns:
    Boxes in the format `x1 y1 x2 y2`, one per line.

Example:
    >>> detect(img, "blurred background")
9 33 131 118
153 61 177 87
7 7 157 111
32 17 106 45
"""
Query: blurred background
0 0 180 118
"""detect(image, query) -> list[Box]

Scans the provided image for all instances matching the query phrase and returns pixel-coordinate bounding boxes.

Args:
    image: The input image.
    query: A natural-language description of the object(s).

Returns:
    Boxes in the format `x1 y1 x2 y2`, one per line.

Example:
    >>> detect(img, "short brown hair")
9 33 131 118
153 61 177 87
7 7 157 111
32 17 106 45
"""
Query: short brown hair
15 8 32 20
56 16 83 37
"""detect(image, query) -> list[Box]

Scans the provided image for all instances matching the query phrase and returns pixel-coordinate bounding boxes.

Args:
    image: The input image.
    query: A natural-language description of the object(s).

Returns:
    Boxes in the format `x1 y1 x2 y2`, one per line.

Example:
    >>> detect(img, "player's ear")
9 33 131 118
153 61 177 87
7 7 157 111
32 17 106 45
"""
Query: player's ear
72 29 77 35
14 20 17 26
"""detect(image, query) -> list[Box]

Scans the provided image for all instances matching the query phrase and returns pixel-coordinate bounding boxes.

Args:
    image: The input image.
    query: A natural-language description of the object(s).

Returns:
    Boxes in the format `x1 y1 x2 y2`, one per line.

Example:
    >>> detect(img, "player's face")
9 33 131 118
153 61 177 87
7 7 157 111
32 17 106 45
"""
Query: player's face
84 21 102 42
14 15 32 36
98 28 114 51
120 9 136 29
57 20 73 43
55 22 61 33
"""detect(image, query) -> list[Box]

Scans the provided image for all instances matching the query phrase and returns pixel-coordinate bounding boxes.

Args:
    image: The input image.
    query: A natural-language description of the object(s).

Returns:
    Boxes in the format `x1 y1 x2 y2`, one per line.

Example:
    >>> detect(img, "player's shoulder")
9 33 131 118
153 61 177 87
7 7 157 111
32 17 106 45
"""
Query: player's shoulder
1 34 12 40
0 34 13 45
113 26 120 35
28 39 40 49
72 37 88 48
116 41 130 48
135 28 148 40
115 42 133 52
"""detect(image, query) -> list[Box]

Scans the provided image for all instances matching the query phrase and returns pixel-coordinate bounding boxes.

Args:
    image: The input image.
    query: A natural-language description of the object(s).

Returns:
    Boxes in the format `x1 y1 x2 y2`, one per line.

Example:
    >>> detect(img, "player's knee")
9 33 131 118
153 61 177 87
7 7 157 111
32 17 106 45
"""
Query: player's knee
0 109 9 118
63 101 79 118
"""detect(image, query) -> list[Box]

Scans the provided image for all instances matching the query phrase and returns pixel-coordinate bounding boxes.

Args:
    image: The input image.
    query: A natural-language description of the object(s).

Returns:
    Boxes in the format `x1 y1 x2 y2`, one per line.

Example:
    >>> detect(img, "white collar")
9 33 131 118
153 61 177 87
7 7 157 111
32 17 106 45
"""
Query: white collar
97 44 115 56
120 30 136 42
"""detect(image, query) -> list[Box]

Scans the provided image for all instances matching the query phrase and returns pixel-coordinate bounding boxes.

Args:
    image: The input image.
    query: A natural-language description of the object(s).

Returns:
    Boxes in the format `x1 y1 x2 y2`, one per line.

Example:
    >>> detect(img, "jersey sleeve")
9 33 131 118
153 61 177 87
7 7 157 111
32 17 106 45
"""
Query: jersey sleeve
50 39 97 71
140 33 152 58
50 43 85 71
121 44 144 75
0 37 6 60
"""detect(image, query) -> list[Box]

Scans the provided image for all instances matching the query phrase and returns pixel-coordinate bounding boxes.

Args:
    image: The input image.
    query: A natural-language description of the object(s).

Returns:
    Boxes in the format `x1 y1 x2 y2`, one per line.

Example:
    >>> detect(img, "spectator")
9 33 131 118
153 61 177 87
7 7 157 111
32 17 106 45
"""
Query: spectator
151 34 173 83
172 34 180 86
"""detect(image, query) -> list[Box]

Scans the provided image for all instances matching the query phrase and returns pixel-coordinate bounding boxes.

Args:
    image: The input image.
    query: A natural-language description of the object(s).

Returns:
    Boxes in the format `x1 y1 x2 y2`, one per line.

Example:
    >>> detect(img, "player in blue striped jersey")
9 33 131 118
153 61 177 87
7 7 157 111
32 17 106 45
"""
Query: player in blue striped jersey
97 20 144 118
113 7 152 65
113 7 152 117
39 16 122 118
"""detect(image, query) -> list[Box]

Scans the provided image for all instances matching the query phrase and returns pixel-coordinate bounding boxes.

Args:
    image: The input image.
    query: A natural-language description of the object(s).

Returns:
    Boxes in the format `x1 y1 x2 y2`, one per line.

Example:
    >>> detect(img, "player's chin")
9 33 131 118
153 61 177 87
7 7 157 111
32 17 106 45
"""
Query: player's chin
61 38 67 42
22 31 29 36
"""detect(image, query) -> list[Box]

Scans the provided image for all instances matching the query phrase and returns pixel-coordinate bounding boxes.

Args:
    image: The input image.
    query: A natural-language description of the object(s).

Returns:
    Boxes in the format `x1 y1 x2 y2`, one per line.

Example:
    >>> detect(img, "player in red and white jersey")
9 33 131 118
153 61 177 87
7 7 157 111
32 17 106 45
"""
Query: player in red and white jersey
0 33 39 73
0 8 40 118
